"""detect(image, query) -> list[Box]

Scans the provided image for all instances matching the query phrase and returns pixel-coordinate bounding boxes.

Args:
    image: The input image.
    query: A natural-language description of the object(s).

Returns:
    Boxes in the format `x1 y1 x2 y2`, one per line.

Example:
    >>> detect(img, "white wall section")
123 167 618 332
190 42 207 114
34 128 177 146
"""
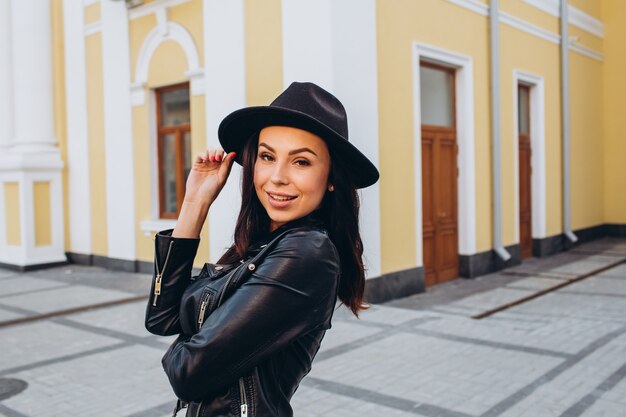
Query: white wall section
0 0 14 149
203 0 246 262
281 0 382 277
63 0 92 255
101 0 137 260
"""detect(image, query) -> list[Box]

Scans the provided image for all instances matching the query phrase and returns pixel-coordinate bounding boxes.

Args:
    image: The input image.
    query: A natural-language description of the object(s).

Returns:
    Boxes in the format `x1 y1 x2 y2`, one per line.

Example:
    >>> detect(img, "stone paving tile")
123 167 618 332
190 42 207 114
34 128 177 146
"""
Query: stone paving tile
497 333 626 417
292 385 420 417
307 332 562 416
414 314 620 355
441 287 535 316
67 300 152 338
541 255 624 278
0 321 120 373
2 238 626 417
0 277 68 298
593 263 626 279
0 307 26 322
0 285 135 315
505 276 567 291
27 265 153 295
316 320 384 352
2 345 172 417
353 304 439 326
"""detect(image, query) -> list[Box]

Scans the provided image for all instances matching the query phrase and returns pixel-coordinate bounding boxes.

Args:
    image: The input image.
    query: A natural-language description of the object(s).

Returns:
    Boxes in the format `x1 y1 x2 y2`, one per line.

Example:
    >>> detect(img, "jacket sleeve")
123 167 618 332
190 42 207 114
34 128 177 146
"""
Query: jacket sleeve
161 229 340 402
145 229 200 336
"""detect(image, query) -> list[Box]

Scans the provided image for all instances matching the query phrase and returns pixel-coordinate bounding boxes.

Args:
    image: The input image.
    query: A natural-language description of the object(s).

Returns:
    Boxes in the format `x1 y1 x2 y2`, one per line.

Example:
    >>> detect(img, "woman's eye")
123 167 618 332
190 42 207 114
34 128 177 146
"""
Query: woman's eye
294 159 310 166
259 152 274 161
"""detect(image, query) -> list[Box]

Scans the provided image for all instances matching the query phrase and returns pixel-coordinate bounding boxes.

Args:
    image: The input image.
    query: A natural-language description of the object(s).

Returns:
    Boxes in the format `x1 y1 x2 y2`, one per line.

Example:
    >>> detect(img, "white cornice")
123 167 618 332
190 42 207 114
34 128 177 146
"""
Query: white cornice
570 42 604 62
446 0 603 61
522 0 604 38
499 11 560 44
128 0 192 20
569 6 604 38
84 21 102 36
446 0 488 16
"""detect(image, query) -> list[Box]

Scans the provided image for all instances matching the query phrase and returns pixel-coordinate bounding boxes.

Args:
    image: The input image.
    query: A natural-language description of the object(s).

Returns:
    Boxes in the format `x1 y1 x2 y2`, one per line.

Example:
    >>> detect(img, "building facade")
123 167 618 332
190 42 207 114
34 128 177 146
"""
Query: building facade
1 0 625 302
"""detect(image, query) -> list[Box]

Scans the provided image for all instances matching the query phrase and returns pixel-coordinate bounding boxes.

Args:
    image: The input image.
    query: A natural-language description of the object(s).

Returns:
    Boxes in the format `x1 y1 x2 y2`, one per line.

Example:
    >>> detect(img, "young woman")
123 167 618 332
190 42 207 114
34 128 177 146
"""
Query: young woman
145 82 379 417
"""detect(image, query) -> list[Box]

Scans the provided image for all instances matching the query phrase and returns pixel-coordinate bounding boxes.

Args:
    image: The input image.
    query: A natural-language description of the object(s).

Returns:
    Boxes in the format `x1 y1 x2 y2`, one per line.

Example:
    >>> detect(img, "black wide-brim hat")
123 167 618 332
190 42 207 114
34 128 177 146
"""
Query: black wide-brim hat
218 82 379 189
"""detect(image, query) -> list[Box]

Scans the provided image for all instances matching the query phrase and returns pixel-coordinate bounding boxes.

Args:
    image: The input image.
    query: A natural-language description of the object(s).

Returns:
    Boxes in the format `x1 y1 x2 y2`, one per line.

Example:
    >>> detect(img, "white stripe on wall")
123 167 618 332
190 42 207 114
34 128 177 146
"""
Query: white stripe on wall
281 0 382 278
330 0 381 278
63 0 92 255
101 0 136 260
203 0 246 262
281 0 334 91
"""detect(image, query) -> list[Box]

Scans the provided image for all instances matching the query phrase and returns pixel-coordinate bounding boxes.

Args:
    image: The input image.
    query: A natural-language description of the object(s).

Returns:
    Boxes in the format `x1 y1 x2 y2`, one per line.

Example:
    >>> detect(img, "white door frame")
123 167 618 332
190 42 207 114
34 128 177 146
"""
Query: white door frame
513 70 547 242
412 43 477 267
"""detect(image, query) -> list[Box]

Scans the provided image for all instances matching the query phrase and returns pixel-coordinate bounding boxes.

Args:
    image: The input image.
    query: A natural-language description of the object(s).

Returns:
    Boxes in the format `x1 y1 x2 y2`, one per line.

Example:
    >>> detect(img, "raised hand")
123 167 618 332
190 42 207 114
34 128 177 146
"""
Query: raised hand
183 148 237 207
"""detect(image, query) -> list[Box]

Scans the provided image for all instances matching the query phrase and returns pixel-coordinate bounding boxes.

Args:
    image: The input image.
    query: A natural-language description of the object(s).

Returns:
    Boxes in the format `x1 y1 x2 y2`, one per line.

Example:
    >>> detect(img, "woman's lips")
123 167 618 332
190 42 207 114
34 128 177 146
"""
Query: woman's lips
266 192 297 208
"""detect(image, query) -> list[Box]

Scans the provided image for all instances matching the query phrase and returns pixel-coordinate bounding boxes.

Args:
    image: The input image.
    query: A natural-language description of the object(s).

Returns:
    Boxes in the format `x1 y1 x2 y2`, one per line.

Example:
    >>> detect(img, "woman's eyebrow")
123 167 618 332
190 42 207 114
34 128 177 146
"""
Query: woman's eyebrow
259 142 318 157
288 147 317 157
259 142 274 152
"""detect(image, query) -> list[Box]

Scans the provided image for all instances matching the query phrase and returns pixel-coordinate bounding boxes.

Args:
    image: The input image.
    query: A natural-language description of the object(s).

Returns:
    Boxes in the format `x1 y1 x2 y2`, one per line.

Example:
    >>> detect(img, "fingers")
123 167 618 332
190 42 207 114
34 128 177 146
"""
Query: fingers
219 151 237 180
196 147 230 165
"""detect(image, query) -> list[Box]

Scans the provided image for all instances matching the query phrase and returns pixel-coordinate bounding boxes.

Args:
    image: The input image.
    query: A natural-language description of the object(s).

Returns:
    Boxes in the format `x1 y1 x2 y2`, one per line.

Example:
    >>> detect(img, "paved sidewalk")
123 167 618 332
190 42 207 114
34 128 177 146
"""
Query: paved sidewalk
1 238 626 416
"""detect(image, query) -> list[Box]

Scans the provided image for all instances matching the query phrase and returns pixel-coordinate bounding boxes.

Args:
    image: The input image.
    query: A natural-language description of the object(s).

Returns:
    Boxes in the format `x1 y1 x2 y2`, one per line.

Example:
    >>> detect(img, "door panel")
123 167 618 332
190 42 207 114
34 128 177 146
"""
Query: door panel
518 85 532 259
421 136 436 282
422 126 459 286
420 61 459 286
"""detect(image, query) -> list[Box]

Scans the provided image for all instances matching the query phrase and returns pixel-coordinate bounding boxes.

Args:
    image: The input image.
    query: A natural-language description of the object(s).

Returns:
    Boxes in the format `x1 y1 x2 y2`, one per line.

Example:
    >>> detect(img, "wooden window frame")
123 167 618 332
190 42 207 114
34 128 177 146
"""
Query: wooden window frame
156 82 191 219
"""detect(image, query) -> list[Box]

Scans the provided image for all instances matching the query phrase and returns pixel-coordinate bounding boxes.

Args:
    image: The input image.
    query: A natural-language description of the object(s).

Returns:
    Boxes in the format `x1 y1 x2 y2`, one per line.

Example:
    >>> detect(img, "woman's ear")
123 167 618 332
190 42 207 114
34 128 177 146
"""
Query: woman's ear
327 184 334 192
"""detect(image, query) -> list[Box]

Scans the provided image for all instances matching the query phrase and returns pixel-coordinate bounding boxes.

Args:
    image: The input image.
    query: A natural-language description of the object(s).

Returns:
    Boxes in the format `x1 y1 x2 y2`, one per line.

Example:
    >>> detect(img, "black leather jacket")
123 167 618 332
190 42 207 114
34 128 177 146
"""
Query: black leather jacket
145 214 340 416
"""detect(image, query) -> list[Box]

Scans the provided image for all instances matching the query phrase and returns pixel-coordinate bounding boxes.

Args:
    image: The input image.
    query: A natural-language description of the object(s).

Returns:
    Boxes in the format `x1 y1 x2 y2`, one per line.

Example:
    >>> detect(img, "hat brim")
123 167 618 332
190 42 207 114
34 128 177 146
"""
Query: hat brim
218 106 379 189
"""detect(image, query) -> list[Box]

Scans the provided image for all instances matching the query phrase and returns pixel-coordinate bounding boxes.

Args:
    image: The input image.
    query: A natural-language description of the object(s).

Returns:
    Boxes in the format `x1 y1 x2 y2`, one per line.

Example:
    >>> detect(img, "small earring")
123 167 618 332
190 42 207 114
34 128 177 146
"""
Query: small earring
328 184 334 192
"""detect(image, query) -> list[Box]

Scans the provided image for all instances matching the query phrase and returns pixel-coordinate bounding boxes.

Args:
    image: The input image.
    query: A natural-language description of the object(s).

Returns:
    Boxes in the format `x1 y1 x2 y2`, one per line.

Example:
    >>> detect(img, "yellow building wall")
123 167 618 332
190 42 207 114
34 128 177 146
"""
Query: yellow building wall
84 2 101 25
85 33 108 255
570 0 603 20
499 25 563 241
602 0 626 223
569 25 603 53
377 0 491 273
169 0 204 64
131 12 209 267
500 0 559 35
244 0 283 106
569 52 605 230
34 182 52 246
4 183 21 246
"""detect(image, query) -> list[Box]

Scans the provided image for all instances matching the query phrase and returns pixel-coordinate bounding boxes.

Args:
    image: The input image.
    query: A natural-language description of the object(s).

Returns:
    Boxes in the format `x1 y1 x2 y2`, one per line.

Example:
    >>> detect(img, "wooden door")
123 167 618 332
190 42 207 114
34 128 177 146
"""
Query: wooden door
518 84 532 259
420 62 459 286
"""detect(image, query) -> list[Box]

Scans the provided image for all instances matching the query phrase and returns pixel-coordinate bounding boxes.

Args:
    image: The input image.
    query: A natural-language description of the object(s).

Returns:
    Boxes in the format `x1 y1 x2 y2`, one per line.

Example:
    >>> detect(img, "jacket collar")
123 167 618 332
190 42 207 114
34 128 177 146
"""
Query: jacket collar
248 210 327 253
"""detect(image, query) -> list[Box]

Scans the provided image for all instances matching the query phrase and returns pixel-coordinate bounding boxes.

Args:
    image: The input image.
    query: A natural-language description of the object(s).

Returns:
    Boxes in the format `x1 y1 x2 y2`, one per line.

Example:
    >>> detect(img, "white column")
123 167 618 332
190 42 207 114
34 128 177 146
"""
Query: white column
10 0 57 152
0 0 14 149
63 0 92 255
101 0 136 261
0 0 65 269
204 0 246 262
281 0 382 277
331 0 381 278
281 0 334 90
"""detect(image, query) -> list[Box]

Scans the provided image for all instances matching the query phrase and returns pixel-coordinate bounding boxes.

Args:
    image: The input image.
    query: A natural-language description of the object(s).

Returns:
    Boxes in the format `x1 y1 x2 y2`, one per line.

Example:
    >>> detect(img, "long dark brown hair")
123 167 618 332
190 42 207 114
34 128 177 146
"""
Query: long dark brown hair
217 134 368 317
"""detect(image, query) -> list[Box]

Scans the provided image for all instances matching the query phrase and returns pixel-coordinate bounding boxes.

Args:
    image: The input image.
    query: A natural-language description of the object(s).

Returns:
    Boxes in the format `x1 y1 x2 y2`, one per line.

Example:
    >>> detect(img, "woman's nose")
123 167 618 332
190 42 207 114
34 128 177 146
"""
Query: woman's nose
270 162 289 185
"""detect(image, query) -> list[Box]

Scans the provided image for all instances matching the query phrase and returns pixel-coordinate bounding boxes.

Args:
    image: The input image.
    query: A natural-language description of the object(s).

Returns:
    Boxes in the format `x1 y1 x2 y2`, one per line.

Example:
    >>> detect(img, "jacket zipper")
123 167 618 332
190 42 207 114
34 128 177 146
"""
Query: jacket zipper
197 291 211 330
239 377 248 417
153 241 174 307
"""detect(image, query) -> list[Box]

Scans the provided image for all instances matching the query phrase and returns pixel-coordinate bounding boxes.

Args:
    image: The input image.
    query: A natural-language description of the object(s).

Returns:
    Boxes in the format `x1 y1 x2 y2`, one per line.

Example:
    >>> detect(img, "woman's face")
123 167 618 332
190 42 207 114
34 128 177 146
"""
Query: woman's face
254 126 331 232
